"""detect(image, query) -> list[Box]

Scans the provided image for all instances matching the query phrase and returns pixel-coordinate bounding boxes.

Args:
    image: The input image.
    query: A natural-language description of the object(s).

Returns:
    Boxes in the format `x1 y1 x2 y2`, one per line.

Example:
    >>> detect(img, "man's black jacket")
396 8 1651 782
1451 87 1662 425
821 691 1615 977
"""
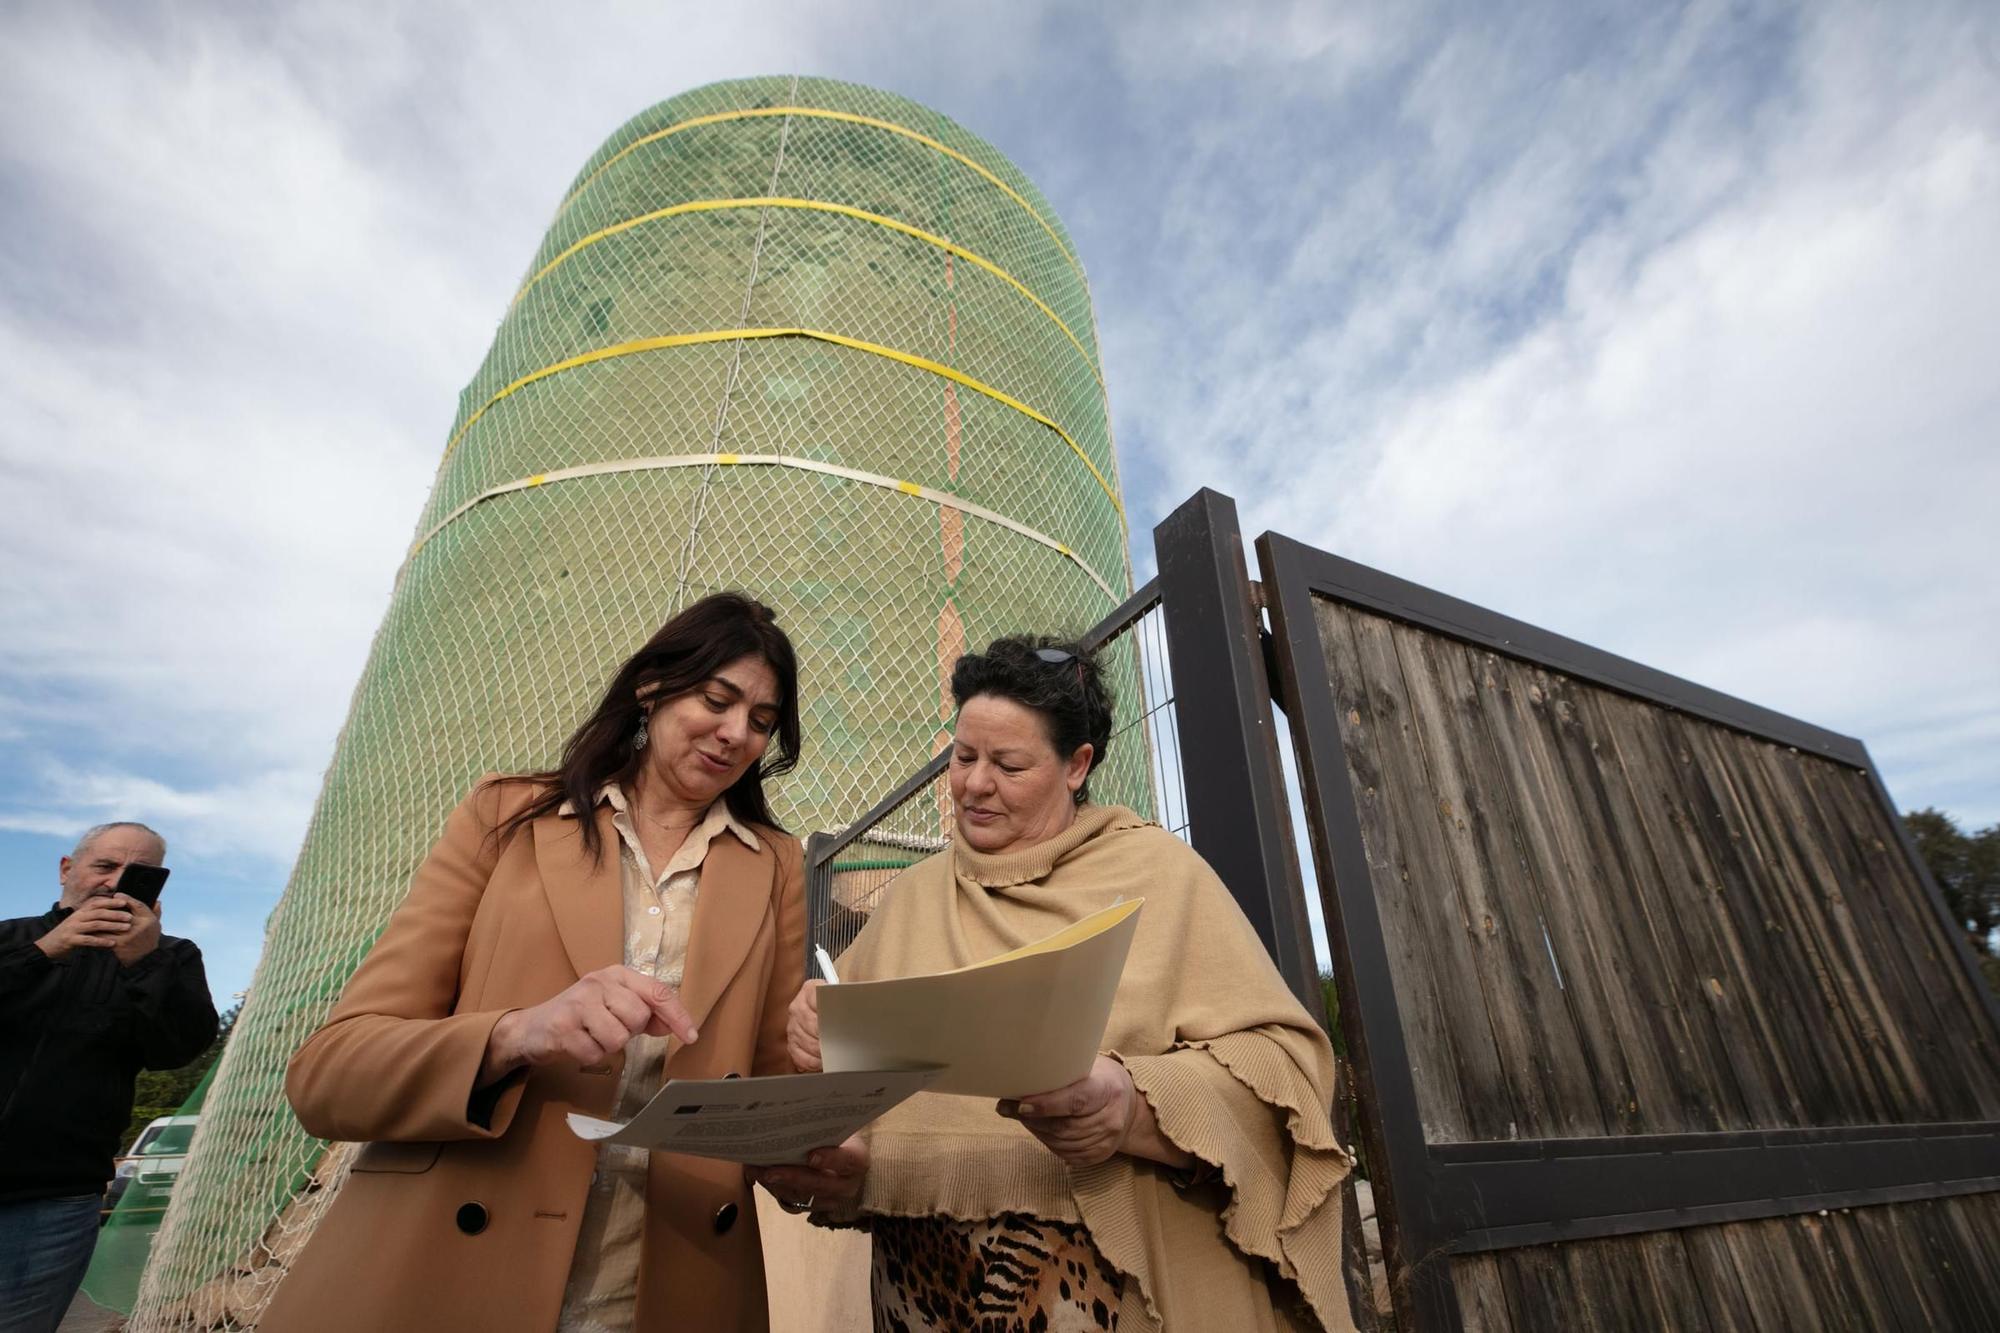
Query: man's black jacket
0 905 219 1202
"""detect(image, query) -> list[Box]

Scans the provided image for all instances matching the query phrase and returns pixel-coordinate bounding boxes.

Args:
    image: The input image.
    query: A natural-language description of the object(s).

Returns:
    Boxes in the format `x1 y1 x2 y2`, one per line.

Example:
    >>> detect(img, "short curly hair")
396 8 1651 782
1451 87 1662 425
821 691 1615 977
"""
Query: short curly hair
950 635 1114 802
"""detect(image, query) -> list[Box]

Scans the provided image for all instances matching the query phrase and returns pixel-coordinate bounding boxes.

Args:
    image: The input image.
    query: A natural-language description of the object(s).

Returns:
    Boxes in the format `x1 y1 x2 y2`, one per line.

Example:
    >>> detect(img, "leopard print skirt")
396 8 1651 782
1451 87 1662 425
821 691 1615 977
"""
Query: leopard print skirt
871 1212 1124 1332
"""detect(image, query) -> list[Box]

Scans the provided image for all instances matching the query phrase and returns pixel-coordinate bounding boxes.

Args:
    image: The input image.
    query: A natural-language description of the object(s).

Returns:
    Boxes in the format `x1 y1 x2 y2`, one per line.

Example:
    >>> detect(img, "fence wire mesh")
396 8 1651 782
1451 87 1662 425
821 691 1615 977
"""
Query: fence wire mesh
809 586 1183 963
133 74 1138 1329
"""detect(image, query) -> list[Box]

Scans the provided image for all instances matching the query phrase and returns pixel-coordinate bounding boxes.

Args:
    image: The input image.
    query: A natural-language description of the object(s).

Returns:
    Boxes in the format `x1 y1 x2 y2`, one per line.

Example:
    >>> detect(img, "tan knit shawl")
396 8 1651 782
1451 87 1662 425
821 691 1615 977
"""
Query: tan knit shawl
838 804 1358 1333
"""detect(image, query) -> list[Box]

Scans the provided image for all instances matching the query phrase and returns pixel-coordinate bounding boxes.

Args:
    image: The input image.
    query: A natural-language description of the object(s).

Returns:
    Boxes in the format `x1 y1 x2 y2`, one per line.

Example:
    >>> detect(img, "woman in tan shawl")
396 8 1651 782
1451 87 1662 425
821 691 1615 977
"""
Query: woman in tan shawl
756 636 1357 1332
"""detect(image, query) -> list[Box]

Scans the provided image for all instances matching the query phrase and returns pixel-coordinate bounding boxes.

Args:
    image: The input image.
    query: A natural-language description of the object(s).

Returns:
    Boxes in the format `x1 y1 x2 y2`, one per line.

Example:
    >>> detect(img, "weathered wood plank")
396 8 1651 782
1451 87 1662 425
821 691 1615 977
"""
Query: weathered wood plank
1390 623 1600 1139
1489 1243 1570 1333
1729 738 1927 1119
1719 1216 1835 1332
1781 749 1975 1118
1628 1230 1716 1333
1654 710 1869 1124
1314 598 1473 1141
1466 650 1653 1136
1849 1199 1955 1331
1484 655 1687 1133
1450 1254 1512 1333
1804 762 2000 1115
1901 1191 1996 1330
1591 688 1798 1128
1685 720 1900 1121
1341 607 1515 1140
1542 681 1747 1131
1672 1224 1762 1333
1424 636 1609 1138
1936 1193 2000 1329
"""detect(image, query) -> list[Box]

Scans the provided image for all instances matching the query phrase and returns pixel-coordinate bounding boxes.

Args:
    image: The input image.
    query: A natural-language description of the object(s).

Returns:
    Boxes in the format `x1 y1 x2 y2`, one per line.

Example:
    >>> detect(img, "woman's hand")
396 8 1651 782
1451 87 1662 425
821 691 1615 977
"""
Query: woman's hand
480 965 698 1086
1000 1054 1136 1168
747 1134 868 1213
1001 1054 1195 1171
786 979 824 1072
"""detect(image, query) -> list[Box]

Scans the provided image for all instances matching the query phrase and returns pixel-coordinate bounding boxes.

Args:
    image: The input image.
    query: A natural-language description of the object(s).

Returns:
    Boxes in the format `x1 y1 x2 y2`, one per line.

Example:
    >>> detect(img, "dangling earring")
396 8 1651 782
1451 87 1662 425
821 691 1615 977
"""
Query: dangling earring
632 714 650 752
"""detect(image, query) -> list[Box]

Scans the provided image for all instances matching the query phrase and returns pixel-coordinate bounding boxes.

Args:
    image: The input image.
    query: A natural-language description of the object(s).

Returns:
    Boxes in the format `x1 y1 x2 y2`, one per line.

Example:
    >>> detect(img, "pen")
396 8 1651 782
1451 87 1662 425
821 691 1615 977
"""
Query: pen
814 945 841 985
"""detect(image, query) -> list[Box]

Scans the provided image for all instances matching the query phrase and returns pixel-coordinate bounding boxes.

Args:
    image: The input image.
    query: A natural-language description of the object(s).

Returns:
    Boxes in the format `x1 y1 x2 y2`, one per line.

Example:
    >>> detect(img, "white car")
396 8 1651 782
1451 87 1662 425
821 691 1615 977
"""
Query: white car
103 1114 198 1222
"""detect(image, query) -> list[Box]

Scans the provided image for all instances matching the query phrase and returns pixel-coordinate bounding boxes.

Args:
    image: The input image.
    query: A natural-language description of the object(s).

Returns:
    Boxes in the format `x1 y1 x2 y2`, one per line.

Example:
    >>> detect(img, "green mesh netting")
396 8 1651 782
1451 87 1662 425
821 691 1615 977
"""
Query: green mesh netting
131 74 1146 1328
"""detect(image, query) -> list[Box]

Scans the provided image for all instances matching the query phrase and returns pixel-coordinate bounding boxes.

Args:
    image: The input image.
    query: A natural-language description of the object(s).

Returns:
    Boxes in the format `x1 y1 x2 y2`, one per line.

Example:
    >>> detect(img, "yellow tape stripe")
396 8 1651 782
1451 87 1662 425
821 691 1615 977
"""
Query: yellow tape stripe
558 106 1083 280
439 327 1121 517
405 452 1118 601
511 196 1101 390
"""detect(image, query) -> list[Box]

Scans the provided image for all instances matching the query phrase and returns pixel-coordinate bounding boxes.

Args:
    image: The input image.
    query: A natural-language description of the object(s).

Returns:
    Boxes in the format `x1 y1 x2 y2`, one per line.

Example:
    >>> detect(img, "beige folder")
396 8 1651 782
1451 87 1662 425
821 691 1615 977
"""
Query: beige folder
818 898 1144 1098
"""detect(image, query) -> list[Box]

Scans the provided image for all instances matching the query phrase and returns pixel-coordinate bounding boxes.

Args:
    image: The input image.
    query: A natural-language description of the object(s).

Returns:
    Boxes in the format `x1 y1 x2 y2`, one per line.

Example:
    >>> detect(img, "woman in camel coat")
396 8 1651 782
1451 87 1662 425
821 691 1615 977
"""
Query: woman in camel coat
261 593 806 1333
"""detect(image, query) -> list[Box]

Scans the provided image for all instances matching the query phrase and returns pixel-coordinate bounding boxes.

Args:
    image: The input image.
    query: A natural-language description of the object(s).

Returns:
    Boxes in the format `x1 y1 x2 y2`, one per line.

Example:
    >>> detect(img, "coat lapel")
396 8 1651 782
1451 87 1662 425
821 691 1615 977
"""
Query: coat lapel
532 806 622 980
675 832 774 1035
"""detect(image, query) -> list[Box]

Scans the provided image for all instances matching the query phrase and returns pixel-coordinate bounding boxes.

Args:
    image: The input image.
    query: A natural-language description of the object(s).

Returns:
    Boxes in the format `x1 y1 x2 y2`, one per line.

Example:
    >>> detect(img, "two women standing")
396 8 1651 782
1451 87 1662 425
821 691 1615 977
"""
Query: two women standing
267 594 1353 1333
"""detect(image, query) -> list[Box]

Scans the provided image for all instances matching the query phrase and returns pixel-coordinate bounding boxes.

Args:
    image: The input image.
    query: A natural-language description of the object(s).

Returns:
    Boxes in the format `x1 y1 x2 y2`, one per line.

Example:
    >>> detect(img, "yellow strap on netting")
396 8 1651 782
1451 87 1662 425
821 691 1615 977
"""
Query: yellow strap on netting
439 327 1123 518
512 196 1102 391
557 106 1084 283
405 452 1119 600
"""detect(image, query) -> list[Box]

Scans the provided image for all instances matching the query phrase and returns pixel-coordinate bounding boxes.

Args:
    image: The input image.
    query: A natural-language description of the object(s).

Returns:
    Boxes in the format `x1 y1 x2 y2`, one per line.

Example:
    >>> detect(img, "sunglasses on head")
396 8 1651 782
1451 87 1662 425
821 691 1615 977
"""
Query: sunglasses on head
1034 646 1085 686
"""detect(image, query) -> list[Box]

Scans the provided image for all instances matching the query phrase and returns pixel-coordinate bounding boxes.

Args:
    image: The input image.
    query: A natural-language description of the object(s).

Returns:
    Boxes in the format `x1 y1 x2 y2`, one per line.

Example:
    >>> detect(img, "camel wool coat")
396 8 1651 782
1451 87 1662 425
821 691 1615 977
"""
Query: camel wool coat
259 775 804 1333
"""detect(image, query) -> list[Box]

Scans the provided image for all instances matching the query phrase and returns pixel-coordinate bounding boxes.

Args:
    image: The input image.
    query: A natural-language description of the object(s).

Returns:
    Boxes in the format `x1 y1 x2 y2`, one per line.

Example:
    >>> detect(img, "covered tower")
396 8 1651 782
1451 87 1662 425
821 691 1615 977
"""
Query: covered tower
135 75 1141 1324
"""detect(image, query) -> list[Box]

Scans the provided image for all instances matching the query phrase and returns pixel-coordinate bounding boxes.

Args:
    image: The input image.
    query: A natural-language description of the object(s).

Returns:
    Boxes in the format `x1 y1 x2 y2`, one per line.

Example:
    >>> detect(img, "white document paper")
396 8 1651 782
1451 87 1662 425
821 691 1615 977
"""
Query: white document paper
819 898 1144 1099
565 1066 942 1166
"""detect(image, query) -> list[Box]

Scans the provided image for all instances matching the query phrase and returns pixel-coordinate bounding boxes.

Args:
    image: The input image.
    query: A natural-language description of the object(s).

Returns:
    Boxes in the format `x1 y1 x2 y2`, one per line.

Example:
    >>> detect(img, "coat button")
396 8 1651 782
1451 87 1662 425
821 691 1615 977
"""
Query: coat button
456 1202 489 1235
712 1201 738 1235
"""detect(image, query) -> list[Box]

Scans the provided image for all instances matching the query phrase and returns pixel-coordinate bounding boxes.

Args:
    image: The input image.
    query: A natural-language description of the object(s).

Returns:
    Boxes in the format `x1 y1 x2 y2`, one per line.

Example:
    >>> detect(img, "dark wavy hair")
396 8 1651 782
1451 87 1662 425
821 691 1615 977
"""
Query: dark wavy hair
495 592 800 858
950 634 1114 803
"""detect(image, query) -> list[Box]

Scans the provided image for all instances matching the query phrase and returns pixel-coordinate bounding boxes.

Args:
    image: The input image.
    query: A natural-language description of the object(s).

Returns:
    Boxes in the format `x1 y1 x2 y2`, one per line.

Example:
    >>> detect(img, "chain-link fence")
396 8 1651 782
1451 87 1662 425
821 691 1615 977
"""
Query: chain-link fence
808 579 1184 963
133 74 1136 1329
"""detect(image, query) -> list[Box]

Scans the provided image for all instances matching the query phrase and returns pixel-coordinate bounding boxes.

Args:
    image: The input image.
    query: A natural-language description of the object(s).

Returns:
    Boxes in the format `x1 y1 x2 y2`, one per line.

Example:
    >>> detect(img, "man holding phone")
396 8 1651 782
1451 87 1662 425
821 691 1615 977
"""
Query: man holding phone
0 822 218 1333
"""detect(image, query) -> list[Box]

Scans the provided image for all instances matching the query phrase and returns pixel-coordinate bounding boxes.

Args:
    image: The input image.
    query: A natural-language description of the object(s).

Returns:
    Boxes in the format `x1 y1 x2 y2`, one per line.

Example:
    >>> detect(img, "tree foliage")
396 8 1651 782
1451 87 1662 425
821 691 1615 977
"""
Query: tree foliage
123 1000 239 1151
1905 808 2000 995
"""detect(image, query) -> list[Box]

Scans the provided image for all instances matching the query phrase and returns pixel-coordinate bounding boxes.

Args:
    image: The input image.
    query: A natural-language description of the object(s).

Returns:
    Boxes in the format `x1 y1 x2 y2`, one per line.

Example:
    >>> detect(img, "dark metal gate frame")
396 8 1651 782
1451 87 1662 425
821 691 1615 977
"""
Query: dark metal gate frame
1255 528 2000 1332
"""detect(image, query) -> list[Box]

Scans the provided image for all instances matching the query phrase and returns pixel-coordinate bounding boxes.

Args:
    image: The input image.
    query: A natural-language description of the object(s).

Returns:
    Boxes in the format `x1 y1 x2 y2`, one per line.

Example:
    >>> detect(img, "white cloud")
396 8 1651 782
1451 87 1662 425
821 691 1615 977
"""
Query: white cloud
0 759 321 865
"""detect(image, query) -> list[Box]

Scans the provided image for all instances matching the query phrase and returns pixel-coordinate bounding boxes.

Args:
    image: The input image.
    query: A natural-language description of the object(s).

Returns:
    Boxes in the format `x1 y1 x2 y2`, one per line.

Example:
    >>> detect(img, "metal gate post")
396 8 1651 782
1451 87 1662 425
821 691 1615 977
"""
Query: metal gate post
1153 488 1319 1010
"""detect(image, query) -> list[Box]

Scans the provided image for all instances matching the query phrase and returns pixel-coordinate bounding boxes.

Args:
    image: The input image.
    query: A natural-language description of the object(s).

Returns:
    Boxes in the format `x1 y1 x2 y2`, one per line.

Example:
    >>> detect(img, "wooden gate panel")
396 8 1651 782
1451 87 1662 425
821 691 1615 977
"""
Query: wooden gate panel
1259 528 2000 1330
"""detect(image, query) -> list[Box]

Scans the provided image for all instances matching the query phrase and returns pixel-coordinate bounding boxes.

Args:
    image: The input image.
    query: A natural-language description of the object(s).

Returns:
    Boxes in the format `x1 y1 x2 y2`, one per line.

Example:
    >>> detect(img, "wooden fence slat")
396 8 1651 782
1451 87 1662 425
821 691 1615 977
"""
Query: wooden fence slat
1728 732 1912 1112
1673 1225 1762 1333
1449 1255 1512 1333
1805 763 2000 1114
1467 650 1653 1136
1344 610 1514 1139
1540 680 1747 1131
1485 655 1685 1133
1590 688 1797 1127
1315 599 1474 1142
1653 711 1866 1123
1390 622 1598 1139
1426 636 1610 1138
1629 1231 1716 1333
1752 748 1952 1112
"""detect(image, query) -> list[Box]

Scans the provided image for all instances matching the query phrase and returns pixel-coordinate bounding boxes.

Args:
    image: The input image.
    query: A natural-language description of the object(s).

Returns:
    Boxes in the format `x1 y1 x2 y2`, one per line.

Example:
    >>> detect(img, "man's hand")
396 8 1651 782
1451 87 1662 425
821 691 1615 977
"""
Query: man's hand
111 894 162 967
786 979 824 1072
34 898 133 961
747 1134 868 1213
999 1054 1138 1168
479 965 698 1087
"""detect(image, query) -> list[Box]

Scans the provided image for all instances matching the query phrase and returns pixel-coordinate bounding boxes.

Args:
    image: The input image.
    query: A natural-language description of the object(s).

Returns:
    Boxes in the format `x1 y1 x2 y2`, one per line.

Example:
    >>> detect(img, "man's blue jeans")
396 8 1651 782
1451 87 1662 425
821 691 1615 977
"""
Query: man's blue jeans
0 1194 103 1333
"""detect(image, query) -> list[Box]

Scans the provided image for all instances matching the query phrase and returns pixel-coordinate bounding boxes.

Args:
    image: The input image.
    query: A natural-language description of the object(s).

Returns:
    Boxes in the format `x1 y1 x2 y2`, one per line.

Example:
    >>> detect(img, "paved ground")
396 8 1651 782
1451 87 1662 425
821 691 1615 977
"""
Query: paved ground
58 1291 125 1333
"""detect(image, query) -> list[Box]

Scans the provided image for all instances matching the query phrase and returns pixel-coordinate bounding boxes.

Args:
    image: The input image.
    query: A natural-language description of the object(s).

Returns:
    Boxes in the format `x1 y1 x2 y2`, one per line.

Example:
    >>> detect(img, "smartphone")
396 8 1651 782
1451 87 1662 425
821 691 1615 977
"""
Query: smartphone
114 863 171 909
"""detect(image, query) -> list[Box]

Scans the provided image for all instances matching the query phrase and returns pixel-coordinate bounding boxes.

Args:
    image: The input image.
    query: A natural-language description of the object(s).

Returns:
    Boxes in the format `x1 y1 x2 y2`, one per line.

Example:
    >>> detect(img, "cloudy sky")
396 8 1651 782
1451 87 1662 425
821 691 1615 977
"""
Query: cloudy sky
4 0 1996 1004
